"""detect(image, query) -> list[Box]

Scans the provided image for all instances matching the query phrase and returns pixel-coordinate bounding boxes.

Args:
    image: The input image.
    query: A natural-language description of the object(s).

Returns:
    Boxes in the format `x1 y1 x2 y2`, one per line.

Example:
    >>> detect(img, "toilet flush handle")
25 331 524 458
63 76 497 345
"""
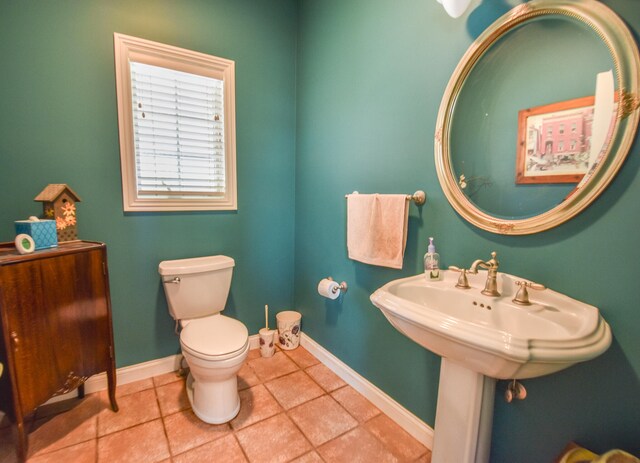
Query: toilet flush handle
169 277 181 284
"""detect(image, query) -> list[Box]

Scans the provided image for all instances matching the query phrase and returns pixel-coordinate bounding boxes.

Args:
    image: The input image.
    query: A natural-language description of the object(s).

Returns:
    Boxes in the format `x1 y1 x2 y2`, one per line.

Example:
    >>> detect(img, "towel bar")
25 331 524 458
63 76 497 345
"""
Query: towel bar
345 190 426 206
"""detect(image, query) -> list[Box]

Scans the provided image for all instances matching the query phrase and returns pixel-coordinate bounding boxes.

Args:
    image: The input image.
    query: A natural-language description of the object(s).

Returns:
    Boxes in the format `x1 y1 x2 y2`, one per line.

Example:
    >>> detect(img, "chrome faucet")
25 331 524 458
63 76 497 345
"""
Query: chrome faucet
469 251 500 297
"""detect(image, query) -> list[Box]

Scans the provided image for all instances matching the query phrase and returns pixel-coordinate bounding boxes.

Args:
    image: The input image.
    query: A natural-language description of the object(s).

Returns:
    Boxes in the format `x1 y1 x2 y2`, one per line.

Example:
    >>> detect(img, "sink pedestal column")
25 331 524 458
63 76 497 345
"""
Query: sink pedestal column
432 358 496 463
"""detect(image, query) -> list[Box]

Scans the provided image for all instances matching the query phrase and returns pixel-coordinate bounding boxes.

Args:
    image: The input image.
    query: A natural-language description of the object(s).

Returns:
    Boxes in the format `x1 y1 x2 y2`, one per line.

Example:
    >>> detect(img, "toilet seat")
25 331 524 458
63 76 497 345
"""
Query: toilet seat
180 315 249 361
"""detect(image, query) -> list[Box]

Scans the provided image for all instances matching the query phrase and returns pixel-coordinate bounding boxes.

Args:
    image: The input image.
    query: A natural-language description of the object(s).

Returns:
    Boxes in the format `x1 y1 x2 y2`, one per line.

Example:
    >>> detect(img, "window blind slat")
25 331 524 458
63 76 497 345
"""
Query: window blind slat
132 86 223 103
134 119 223 133
134 138 224 152
136 129 221 139
136 153 225 162
137 190 226 198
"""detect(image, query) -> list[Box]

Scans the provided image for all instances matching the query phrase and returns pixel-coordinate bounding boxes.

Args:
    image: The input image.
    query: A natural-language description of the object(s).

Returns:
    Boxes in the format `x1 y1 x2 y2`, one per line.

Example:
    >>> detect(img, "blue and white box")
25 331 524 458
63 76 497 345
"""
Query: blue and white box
15 219 58 250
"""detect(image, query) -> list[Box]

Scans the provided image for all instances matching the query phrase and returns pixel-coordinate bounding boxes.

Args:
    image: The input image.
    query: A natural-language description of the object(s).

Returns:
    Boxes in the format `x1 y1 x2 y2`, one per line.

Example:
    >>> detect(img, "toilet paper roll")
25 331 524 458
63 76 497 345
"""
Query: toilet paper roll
318 278 340 300
15 234 35 255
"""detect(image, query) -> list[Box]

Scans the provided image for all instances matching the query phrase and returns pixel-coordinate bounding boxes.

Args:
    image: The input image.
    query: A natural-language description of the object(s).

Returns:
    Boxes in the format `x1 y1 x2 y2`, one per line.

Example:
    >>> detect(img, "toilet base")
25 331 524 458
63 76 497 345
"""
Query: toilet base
185 372 241 424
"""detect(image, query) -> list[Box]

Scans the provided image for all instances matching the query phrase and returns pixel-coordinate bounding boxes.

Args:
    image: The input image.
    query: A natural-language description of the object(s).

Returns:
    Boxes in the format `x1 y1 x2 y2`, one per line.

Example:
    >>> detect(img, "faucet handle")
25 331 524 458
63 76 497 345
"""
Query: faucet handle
448 266 471 289
513 280 546 305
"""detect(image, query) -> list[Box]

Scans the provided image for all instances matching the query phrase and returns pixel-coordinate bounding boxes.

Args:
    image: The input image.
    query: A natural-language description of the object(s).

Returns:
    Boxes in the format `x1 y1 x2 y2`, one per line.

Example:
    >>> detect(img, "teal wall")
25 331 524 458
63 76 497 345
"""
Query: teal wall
294 0 640 462
1 0 639 461
0 0 298 366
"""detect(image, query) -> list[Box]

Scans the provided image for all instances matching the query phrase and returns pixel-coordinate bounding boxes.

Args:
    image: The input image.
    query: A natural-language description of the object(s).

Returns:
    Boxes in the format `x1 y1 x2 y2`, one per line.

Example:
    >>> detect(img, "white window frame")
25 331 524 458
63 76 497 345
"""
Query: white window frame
113 33 237 211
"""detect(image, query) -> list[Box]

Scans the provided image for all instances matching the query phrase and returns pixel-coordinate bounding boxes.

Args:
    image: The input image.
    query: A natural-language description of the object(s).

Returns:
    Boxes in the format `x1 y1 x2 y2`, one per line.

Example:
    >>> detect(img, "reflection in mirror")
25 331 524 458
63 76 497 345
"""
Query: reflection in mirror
435 0 640 234
450 15 615 219
578 70 616 190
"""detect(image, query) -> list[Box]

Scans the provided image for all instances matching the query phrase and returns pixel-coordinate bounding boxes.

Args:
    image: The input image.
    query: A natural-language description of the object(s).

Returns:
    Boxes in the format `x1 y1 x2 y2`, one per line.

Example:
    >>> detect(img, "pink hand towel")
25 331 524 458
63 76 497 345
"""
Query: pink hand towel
347 193 409 269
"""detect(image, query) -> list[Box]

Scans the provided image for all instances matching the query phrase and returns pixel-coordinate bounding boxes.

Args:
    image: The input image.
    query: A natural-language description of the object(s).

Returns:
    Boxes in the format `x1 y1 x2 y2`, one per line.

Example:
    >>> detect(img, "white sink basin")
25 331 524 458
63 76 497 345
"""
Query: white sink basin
370 270 611 379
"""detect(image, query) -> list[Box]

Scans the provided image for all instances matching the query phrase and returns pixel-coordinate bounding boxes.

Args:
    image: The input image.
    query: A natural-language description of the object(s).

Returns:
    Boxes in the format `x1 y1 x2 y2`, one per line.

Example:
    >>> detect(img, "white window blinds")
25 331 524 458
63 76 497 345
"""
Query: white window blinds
130 62 225 197
114 33 236 211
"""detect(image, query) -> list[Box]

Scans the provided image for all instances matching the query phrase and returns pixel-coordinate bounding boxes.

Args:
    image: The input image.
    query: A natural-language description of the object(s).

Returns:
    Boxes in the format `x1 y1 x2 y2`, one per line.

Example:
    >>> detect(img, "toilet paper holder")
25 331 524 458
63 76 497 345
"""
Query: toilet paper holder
326 277 348 294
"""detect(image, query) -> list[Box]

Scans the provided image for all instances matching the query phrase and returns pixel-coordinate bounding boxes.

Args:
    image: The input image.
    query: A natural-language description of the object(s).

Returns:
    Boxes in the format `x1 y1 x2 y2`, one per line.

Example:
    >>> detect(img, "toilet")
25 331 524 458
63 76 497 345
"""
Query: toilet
158 255 249 424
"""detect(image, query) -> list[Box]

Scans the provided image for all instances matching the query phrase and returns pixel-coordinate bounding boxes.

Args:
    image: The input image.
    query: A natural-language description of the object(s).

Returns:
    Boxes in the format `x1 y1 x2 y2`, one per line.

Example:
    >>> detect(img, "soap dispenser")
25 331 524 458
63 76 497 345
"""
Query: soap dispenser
424 237 441 281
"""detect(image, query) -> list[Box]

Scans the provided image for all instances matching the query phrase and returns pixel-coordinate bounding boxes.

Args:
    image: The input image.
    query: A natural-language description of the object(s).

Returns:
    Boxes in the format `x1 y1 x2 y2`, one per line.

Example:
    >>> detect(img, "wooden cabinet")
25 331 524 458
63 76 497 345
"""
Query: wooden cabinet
0 241 118 461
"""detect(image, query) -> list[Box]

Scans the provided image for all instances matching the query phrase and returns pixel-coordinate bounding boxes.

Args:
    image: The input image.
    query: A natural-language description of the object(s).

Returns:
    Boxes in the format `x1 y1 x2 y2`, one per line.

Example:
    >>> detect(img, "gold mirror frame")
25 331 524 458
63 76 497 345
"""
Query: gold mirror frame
435 0 640 235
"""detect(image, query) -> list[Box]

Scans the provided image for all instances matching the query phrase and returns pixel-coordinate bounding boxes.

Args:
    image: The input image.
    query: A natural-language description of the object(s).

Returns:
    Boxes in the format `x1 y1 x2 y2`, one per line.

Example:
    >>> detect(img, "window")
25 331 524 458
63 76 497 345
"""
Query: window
114 33 237 211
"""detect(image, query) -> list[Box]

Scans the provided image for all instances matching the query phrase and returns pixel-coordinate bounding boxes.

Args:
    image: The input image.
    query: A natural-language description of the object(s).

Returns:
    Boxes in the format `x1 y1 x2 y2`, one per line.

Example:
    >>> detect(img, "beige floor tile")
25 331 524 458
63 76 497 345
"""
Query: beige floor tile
414 452 433 462
305 363 346 392
317 426 399 463
173 434 248 463
1 344 432 463
288 395 357 446
97 419 169 463
248 351 299 382
163 408 230 455
282 347 320 369
230 384 283 430
290 450 324 462
246 348 262 361
264 370 325 409
237 362 261 391
97 388 160 436
331 385 381 423
152 371 184 387
34 396 85 421
114 378 154 397
235 413 312 463
0 427 19 463
27 439 96 463
28 394 104 458
364 414 428 461
155 379 190 416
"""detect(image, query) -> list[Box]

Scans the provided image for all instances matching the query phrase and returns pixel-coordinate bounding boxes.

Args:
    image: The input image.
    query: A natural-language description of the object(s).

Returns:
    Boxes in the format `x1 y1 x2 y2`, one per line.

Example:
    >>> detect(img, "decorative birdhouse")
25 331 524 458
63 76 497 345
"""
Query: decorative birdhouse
34 184 82 242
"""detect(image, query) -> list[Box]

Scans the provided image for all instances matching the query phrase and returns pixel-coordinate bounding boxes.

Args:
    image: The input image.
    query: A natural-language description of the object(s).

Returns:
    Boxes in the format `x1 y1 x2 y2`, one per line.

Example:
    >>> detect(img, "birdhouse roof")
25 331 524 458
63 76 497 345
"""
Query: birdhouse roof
34 184 82 202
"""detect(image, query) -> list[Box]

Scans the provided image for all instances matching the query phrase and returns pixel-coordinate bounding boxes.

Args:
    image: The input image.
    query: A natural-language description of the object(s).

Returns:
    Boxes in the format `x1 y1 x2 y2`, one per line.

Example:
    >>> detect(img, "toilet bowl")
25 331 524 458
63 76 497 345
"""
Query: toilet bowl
180 314 249 423
159 255 249 424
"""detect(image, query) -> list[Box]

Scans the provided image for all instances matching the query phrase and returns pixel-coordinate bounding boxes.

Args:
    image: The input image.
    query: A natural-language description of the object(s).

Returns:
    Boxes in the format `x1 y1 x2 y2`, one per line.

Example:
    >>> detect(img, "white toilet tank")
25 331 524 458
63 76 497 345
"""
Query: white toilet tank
159 255 234 321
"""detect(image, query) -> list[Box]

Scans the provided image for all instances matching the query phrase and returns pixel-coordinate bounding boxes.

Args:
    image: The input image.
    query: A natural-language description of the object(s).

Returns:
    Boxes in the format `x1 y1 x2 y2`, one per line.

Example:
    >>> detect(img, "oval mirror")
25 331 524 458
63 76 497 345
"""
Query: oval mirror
435 0 640 235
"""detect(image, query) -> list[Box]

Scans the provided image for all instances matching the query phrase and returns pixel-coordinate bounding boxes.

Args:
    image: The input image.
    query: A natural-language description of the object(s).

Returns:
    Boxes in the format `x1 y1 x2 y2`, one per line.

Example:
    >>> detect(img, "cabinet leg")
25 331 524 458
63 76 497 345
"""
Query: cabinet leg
77 383 85 399
107 366 118 412
15 419 28 462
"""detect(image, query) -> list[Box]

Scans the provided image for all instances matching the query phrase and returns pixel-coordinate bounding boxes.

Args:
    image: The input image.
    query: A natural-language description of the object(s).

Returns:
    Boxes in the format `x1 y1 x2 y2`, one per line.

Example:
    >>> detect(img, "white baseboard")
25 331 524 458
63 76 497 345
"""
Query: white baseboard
47 335 261 404
45 333 434 450
45 353 182 404
300 333 434 449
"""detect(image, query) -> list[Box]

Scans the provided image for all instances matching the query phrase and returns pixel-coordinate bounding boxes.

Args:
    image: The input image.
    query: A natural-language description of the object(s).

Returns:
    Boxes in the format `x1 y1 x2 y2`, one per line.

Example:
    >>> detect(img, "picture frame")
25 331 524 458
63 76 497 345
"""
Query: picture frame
516 96 596 184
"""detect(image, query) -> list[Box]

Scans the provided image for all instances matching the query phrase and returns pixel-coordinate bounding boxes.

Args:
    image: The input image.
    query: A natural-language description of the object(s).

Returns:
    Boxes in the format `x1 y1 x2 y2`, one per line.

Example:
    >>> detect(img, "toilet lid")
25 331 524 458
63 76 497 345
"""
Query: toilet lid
180 315 248 358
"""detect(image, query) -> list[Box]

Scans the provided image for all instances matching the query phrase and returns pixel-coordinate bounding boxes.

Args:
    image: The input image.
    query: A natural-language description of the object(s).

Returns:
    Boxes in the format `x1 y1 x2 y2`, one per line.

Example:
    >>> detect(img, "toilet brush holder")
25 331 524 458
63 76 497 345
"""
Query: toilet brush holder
259 328 275 357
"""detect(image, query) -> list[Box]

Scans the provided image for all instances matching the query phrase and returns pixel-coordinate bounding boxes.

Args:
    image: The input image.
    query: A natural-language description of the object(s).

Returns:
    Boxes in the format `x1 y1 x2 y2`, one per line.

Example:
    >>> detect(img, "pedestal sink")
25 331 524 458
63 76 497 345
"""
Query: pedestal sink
370 270 611 463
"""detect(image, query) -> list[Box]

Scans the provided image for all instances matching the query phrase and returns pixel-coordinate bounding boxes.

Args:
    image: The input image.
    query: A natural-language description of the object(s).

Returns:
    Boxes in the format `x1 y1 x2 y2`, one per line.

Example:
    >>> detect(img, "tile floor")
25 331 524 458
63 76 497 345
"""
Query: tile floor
0 346 432 462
